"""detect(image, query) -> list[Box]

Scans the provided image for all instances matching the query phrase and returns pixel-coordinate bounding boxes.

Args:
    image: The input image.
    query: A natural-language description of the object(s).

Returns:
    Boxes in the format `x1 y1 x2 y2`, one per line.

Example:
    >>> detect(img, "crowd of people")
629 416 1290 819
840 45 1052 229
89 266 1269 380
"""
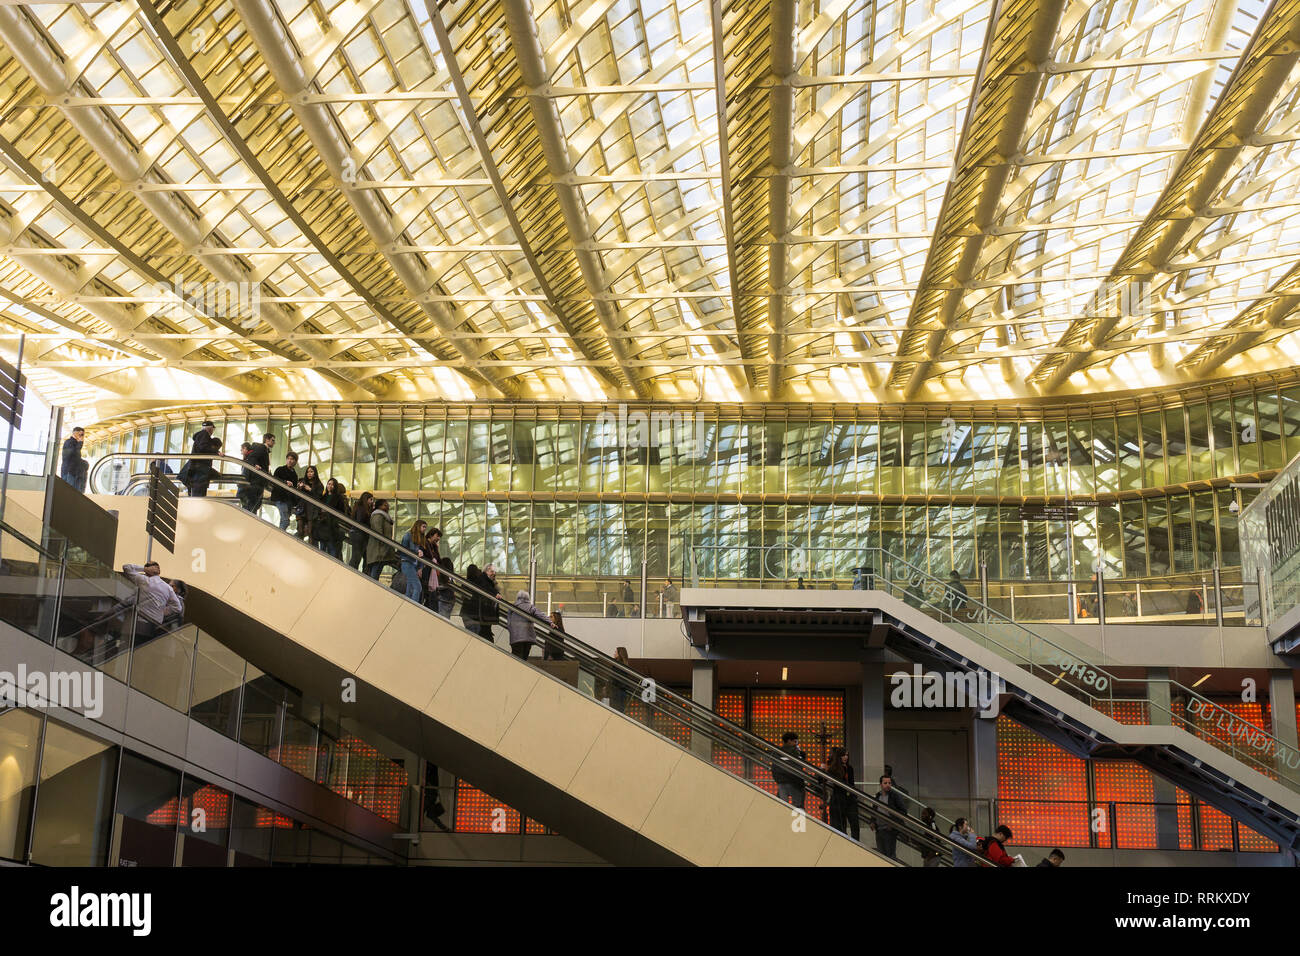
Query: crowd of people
771 730 1064 867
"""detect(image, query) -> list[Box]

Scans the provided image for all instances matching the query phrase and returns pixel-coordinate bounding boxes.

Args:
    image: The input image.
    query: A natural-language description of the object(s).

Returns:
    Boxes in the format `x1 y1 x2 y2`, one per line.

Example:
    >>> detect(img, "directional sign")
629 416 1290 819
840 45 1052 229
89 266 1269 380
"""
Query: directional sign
146 462 180 553
0 355 25 429
1019 505 1080 522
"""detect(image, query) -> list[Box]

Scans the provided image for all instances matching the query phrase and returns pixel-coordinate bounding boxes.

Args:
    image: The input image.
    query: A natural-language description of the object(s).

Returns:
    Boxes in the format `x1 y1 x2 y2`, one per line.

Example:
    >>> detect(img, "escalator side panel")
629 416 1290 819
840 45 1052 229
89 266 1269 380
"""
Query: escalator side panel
140 499 888 868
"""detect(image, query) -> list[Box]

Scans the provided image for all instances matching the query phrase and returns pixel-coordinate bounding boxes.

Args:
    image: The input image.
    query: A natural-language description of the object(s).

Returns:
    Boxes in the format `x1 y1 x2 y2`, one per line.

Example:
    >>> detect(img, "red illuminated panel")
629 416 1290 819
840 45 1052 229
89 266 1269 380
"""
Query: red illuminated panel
145 785 231 829
1195 802 1236 851
1238 824 1278 852
267 735 405 823
328 736 405 824
451 781 546 834
1101 700 1150 726
746 690 845 822
1177 699 1272 772
453 781 522 833
1092 762 1157 849
623 697 691 748
717 690 744 725
271 743 325 784
711 691 748 783
996 716 1090 847
254 808 295 828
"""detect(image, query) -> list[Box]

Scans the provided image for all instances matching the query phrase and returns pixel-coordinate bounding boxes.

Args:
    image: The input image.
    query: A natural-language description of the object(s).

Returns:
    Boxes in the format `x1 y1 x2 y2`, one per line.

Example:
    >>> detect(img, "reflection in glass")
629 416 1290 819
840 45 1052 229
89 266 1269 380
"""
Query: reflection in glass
29 720 115 867
0 708 40 862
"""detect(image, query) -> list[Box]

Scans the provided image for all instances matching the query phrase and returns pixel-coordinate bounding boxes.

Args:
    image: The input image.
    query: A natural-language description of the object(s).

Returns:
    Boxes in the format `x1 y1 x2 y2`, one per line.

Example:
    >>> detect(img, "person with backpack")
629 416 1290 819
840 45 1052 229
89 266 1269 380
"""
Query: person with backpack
771 731 807 809
241 433 274 513
185 421 218 496
981 824 1018 866
919 806 944 866
364 498 395 580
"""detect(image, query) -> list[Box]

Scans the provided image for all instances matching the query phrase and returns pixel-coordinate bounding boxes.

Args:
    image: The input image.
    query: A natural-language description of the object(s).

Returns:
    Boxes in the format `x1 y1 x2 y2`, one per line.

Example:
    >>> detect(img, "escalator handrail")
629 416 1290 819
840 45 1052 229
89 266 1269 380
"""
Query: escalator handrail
0 516 66 561
86 451 987 865
855 548 1300 778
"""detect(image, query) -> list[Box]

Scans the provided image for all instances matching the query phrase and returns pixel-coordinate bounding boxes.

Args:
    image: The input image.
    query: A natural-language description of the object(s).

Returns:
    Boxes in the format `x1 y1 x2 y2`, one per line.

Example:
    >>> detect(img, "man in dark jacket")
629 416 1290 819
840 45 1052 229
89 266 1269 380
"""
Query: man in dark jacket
241 433 274 512
187 421 218 496
60 427 85 491
771 732 807 809
872 774 908 859
270 451 299 530
1036 848 1064 867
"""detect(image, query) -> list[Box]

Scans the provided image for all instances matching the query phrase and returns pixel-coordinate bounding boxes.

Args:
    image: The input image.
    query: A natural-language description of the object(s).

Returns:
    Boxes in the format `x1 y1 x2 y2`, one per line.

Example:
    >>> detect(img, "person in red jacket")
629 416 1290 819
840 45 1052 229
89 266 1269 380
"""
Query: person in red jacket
982 825 1018 866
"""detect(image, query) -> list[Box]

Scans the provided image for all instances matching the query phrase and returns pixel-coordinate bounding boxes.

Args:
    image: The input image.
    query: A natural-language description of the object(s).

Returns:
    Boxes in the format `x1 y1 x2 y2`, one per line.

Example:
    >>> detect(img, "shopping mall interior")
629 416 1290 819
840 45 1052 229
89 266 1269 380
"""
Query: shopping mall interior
2 0 1300 872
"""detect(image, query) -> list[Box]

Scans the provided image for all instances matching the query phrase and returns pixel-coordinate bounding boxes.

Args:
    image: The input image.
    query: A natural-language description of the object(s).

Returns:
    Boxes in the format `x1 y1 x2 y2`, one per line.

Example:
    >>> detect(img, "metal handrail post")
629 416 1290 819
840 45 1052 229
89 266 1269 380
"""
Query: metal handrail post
640 558 648 620
1213 565 1223 629
1096 567 1106 626
1258 568 1269 628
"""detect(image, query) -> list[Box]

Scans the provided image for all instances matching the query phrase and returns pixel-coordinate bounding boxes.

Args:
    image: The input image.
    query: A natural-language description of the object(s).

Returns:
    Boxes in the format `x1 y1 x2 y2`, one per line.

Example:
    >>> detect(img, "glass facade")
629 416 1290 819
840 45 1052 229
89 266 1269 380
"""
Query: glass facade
0 709 391 867
84 384 1299 581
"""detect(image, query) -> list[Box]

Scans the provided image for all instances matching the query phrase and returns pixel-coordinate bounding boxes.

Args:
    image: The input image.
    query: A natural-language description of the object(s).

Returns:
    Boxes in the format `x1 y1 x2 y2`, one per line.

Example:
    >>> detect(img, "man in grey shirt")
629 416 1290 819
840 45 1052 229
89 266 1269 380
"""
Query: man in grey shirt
122 561 183 638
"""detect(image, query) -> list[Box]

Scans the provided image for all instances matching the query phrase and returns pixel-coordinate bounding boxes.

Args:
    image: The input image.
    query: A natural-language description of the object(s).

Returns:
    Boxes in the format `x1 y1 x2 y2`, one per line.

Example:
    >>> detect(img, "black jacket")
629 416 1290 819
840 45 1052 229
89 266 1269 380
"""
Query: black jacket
477 574 500 625
246 441 270 474
271 465 297 502
315 491 347 542
295 476 324 519
825 761 856 810
771 742 807 788
60 436 83 475
191 428 217 457
873 787 908 831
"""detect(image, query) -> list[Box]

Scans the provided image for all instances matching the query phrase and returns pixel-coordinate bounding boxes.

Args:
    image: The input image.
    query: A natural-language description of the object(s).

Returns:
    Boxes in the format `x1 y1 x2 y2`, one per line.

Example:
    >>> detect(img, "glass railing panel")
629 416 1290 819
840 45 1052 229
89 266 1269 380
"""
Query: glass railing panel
238 677 282 757
277 714 326 784
189 630 245 739
0 523 61 643
55 556 140 683
127 623 197 712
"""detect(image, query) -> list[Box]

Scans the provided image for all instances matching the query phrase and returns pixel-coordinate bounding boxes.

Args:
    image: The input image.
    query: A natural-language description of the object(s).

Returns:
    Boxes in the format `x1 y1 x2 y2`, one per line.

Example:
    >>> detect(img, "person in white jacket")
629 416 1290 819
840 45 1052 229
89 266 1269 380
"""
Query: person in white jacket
122 561 183 639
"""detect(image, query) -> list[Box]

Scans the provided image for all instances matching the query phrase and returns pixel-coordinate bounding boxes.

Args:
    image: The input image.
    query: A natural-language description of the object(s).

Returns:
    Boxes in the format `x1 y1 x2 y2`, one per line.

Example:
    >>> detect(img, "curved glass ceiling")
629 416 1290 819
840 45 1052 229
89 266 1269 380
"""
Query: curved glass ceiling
0 0 1298 410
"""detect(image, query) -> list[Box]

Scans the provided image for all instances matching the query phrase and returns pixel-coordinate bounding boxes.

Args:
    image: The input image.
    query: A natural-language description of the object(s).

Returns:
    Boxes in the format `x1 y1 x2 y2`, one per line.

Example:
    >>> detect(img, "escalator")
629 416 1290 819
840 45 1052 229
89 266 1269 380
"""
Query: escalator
682 551 1300 852
78 455 985 867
